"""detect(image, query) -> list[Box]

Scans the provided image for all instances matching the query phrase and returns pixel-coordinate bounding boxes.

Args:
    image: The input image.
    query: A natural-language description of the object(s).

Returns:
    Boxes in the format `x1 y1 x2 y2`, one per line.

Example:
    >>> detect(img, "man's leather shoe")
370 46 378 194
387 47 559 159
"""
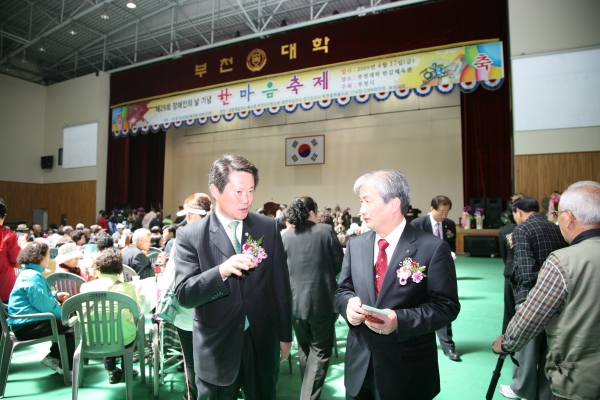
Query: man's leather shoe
443 349 461 361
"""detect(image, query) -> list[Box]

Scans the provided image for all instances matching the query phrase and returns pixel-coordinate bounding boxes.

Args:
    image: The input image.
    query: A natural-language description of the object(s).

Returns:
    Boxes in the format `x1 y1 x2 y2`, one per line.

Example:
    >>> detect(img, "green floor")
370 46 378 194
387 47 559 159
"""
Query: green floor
3 256 514 399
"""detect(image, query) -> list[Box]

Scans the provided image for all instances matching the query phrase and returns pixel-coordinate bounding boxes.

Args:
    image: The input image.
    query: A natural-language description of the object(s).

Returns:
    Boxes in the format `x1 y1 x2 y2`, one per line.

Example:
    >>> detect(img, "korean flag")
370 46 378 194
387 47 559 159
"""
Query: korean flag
285 135 325 165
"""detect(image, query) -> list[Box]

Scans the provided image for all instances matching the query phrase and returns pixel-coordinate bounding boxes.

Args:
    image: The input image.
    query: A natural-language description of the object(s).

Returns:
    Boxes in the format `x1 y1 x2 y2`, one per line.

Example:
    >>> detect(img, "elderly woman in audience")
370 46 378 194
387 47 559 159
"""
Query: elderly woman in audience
7 241 75 375
54 242 89 281
0 198 20 303
80 248 140 383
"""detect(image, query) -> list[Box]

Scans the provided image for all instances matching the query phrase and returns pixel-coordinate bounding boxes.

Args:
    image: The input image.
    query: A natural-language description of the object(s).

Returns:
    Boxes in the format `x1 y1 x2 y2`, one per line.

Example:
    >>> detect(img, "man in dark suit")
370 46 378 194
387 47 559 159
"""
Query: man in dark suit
282 196 344 400
498 197 567 400
497 205 517 333
410 195 461 361
121 228 155 279
335 170 460 400
174 154 292 400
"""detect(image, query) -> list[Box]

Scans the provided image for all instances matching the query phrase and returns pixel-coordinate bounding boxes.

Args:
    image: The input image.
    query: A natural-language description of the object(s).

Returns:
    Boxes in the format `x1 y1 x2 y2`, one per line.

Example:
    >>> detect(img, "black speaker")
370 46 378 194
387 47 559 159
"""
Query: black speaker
464 236 498 257
41 155 53 169
469 197 485 211
485 197 503 229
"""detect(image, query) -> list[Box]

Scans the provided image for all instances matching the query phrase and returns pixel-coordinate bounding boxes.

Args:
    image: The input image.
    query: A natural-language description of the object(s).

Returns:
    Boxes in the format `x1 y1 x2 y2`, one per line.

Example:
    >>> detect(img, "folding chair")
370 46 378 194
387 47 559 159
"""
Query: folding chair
122 265 138 282
46 272 86 297
147 252 160 266
61 291 146 400
0 303 71 397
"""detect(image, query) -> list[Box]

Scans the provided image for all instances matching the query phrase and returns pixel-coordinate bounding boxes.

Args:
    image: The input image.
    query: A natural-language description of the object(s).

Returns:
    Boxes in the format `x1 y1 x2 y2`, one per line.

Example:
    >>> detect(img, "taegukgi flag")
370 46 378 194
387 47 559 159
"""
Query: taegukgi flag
285 135 325 165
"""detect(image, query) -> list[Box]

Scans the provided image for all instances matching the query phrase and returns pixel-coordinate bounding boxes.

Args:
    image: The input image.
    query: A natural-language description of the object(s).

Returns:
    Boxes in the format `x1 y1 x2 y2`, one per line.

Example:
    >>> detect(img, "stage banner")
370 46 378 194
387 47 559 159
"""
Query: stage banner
112 42 503 134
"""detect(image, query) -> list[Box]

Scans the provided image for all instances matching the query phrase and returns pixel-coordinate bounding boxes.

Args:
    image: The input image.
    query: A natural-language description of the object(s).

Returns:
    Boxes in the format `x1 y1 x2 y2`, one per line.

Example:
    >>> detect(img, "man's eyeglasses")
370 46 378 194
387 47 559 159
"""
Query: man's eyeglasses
551 210 575 220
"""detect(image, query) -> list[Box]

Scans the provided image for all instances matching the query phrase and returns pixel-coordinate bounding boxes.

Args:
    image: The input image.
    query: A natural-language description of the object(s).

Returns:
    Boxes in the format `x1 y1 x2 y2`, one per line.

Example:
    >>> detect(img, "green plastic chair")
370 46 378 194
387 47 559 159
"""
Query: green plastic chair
147 252 160 266
122 264 138 282
0 303 71 396
46 272 86 297
61 291 146 400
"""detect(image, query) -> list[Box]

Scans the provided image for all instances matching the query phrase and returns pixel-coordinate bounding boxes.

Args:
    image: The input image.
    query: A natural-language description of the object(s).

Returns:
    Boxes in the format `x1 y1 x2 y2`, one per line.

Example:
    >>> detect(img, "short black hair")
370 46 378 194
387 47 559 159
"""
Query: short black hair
284 198 309 228
511 197 539 213
208 154 259 193
95 233 114 251
163 225 176 237
431 195 452 210
95 248 123 275
0 198 6 218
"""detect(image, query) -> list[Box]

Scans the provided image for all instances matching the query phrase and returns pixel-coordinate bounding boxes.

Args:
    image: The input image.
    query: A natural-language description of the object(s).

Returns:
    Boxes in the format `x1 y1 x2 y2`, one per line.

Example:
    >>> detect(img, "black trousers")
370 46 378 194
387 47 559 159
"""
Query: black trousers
346 359 381 400
435 323 455 352
502 277 516 333
14 319 75 369
293 314 335 400
177 327 197 400
195 328 279 400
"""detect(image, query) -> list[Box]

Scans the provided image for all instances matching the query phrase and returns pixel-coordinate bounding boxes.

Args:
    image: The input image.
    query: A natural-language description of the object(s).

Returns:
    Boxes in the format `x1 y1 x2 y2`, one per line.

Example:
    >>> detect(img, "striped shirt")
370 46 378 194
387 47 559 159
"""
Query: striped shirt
502 254 567 352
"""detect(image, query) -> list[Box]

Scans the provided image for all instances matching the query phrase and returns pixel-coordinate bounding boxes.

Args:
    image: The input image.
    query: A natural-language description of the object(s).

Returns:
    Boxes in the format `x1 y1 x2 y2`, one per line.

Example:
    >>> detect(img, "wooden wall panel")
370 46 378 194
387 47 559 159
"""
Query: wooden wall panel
0 181 42 227
0 180 95 229
515 151 600 205
41 181 96 228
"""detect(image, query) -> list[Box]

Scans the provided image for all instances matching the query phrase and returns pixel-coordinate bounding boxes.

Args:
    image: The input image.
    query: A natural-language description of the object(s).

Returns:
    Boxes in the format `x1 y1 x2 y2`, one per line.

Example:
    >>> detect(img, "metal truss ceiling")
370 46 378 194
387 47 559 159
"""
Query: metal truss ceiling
0 0 423 86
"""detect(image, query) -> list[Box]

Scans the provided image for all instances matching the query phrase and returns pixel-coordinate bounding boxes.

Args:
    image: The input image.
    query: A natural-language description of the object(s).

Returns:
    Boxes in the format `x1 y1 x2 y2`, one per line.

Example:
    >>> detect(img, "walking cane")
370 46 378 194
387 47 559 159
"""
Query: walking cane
486 353 506 399
486 352 519 400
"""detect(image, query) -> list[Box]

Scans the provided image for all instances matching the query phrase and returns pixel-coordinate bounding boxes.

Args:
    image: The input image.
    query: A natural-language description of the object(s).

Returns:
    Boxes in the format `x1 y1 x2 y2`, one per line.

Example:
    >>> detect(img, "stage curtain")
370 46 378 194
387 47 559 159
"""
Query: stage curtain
105 131 165 211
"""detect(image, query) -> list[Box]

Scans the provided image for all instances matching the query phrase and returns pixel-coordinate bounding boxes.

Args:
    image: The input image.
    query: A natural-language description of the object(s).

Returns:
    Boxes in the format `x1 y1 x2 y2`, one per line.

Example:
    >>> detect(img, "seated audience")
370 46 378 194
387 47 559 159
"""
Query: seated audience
162 213 175 227
150 226 162 248
80 248 141 383
162 225 176 256
7 241 75 375
54 242 88 281
122 228 154 279
112 223 125 243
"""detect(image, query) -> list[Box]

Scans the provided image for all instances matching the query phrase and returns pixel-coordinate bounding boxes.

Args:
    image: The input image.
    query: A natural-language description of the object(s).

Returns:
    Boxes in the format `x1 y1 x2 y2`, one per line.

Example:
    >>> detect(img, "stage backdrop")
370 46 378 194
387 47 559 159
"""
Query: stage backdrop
107 0 511 211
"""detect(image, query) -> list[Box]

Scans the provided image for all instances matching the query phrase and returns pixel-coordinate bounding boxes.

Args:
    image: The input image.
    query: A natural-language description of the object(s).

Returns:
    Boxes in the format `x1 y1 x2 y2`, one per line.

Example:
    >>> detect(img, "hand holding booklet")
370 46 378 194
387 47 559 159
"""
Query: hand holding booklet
361 304 388 324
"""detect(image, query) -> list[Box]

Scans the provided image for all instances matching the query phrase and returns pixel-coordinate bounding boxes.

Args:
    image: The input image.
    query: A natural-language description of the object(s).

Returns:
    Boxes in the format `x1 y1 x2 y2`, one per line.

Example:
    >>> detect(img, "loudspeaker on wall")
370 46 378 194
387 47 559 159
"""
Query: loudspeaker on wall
41 155 53 169
485 197 503 229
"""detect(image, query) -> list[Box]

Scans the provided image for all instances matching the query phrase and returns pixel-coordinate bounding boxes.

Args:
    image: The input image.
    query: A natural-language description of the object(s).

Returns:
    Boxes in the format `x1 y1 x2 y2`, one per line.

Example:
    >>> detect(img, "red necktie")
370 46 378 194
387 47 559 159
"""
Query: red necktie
375 239 389 298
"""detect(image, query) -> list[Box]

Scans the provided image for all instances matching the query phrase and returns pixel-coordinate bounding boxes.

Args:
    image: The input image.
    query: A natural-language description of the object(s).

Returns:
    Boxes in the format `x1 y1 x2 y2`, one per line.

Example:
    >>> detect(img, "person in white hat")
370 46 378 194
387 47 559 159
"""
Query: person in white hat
54 242 88 281
111 223 125 243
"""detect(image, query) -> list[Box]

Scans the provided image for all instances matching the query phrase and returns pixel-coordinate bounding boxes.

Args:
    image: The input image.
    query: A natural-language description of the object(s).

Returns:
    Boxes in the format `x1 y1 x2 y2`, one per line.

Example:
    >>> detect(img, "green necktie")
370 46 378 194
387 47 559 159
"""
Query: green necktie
228 221 241 254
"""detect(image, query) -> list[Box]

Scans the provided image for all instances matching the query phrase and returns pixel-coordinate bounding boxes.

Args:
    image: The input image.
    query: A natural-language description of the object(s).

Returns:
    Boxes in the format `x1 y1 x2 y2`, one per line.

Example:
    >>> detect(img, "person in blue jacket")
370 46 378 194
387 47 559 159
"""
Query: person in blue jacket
7 240 75 376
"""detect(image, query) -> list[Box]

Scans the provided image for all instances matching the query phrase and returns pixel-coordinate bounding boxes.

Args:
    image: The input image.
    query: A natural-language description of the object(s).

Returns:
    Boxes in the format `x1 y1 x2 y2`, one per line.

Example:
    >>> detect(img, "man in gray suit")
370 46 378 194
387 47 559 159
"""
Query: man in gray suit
282 196 344 400
174 154 292 400
122 228 155 279
335 169 460 400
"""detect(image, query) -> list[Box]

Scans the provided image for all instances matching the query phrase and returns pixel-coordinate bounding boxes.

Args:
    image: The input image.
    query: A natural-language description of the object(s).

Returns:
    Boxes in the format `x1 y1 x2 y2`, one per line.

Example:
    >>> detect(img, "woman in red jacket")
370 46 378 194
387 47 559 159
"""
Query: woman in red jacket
0 198 20 302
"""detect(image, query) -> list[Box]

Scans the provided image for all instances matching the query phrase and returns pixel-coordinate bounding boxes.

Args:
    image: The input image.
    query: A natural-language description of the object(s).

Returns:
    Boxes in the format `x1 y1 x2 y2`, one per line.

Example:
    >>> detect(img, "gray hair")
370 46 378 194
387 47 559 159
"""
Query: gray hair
353 169 411 214
559 181 600 226
132 228 150 244
63 225 73 234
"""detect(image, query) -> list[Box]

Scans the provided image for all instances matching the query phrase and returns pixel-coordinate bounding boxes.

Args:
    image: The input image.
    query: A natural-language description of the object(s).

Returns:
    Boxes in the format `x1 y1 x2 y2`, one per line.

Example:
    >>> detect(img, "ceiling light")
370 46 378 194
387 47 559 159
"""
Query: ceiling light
281 19 287 27
126 1 137 9
38 39 46 52
5 59 11 71
100 5 109 19
68 23 76 35
21 51 28 63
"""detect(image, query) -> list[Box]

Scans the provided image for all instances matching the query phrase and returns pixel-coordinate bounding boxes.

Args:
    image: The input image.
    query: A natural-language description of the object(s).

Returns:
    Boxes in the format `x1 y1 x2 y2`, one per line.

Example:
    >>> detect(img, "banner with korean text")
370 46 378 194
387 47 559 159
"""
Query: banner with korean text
112 42 503 135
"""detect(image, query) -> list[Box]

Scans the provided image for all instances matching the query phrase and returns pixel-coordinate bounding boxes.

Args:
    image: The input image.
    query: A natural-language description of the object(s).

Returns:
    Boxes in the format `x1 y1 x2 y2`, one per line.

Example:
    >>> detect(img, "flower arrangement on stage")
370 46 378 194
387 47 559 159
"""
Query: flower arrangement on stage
547 192 562 222
474 207 485 229
461 206 473 229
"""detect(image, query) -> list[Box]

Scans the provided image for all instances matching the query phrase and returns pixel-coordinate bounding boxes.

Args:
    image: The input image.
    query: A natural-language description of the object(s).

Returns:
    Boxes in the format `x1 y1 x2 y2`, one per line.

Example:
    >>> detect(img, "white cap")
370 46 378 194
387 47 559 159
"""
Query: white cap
54 242 84 265
76 223 84 229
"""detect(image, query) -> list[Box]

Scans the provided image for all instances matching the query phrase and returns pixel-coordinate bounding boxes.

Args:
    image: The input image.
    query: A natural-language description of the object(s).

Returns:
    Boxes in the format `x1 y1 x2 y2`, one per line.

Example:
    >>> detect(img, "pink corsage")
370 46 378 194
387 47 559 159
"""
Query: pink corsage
506 233 514 249
242 234 268 266
396 258 427 285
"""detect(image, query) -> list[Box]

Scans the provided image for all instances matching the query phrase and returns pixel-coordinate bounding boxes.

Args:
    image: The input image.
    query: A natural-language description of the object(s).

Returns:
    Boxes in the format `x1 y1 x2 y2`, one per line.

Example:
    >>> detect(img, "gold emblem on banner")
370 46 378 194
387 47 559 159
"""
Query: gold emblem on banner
246 49 267 72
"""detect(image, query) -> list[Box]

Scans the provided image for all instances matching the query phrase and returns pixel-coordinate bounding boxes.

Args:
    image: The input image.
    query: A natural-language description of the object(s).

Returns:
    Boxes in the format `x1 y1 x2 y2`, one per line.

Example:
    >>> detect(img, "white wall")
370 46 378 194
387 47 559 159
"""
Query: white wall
0 74 46 183
164 91 465 223
0 72 111 213
43 72 111 211
509 0 600 155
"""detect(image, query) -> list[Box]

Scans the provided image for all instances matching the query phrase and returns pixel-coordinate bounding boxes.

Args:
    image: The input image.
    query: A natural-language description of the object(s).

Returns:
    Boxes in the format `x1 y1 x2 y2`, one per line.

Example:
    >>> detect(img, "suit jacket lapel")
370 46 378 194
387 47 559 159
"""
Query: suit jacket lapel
209 213 236 259
376 223 418 306
360 231 377 306
423 217 433 235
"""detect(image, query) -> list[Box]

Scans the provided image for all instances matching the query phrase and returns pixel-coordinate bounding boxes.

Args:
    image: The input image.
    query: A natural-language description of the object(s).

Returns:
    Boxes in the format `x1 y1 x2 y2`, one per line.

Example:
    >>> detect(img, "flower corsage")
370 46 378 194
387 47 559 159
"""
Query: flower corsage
396 258 427 285
242 234 268 266
506 233 514 249
446 229 455 238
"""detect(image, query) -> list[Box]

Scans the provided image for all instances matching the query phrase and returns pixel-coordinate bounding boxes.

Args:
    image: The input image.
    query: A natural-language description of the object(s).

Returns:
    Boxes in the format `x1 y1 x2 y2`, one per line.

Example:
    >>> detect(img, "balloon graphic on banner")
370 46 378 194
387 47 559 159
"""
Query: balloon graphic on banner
298 144 311 158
